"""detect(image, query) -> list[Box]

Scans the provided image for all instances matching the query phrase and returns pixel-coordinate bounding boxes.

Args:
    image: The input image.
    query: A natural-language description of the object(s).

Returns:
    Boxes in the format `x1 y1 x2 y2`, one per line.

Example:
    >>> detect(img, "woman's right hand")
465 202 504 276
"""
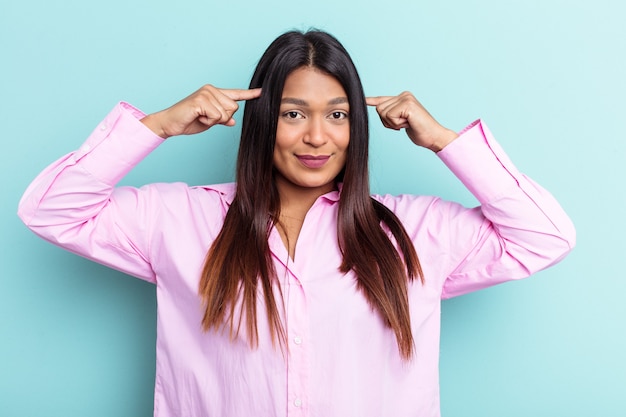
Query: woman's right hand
141 85 262 139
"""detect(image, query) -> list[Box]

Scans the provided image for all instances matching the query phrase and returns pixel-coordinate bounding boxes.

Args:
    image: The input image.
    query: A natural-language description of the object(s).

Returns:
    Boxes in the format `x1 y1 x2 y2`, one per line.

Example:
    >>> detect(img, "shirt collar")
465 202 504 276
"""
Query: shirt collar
319 182 342 203
202 182 342 205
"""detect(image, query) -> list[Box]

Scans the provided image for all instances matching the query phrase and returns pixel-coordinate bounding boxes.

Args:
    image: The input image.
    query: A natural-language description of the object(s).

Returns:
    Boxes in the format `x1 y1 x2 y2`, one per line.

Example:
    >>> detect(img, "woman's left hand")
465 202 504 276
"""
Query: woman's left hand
366 92 458 152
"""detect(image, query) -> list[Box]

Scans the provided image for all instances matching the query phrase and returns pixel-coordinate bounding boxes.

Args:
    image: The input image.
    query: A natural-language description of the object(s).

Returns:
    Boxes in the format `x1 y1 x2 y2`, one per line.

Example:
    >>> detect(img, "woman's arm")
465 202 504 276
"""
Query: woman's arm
368 92 576 297
18 102 167 281
17 87 261 281
437 120 575 297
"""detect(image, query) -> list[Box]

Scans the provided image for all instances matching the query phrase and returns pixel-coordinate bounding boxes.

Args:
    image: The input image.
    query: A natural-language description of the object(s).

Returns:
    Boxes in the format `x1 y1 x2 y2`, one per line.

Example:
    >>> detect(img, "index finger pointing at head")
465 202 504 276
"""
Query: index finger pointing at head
366 96 392 107
223 88 262 101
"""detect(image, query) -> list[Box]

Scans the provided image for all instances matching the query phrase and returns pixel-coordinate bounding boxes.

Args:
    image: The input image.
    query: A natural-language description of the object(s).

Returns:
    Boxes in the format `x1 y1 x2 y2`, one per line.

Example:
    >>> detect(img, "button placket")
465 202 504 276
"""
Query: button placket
285 272 309 416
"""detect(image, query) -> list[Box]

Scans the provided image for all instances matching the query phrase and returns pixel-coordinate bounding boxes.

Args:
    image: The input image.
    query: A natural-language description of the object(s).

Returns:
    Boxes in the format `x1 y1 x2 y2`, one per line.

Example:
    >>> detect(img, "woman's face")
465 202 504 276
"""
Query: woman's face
273 66 350 197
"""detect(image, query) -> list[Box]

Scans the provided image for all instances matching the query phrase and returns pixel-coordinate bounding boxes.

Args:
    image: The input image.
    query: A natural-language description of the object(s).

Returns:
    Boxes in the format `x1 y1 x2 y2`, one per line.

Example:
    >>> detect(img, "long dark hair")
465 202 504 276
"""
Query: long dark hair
199 30 423 359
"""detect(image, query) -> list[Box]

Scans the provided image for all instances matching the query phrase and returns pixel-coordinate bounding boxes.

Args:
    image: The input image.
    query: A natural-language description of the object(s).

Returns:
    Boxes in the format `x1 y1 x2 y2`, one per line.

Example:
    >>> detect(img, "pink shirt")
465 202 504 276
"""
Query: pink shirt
18 102 575 416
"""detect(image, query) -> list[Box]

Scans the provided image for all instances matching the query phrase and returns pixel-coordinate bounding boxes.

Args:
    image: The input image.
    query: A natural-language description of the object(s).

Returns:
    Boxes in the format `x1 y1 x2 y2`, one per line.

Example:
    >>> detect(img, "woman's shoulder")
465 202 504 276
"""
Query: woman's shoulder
372 192 473 228
139 181 235 198
190 182 237 203
372 192 443 212
132 181 237 215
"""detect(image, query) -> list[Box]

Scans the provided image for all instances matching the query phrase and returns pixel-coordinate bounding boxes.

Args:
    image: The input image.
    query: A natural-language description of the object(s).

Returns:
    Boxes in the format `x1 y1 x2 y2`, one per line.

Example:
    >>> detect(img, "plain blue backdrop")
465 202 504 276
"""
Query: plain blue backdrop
2 0 624 415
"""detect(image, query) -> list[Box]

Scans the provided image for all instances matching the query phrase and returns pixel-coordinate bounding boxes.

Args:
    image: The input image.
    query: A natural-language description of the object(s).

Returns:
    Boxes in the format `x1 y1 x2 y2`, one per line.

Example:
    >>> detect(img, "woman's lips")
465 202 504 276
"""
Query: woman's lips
296 155 330 169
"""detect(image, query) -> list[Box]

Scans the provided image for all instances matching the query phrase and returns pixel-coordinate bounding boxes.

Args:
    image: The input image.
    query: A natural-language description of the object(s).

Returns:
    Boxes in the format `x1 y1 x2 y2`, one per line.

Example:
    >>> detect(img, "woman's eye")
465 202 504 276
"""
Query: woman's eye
284 111 301 119
330 111 348 120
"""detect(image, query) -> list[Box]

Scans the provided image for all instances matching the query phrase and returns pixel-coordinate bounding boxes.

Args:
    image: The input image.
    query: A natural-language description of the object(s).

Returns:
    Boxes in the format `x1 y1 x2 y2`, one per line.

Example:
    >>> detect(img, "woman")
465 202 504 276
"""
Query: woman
18 30 575 416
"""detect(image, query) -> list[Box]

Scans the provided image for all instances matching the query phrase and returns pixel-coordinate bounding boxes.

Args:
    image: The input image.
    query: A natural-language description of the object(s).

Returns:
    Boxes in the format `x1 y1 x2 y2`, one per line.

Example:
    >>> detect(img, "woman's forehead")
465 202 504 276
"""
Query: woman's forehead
280 67 348 103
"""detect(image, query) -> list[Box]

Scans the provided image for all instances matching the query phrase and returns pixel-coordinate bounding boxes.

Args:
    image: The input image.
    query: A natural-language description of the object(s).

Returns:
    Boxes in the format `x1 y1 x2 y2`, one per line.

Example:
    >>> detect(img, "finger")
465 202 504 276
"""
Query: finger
198 115 236 127
377 101 411 130
202 96 239 127
383 108 411 130
200 101 233 126
204 91 240 124
223 88 262 102
381 116 409 130
366 96 393 107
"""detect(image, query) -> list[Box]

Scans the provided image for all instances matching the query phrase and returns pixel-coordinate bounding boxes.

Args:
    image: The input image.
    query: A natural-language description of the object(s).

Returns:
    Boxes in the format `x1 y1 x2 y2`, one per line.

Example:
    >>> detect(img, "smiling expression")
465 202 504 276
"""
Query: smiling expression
273 66 350 198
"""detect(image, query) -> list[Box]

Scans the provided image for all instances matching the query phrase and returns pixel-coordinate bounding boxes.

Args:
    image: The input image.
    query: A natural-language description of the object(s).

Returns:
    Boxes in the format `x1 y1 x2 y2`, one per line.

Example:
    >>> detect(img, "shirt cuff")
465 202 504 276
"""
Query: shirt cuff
76 102 164 185
437 120 520 204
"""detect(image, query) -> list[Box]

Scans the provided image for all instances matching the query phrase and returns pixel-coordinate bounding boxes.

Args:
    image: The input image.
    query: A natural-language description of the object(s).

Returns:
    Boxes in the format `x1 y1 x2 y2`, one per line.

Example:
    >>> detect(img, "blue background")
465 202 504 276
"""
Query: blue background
2 0 624 415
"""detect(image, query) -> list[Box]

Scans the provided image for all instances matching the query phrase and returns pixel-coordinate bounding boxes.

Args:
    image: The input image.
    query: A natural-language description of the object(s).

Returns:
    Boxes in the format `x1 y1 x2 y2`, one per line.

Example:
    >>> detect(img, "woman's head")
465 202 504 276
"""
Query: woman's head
237 30 369 207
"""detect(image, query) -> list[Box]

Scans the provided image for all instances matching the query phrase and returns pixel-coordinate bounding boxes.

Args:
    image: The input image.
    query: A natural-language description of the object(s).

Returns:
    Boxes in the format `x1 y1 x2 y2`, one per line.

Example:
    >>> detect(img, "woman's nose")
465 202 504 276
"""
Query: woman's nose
303 118 327 147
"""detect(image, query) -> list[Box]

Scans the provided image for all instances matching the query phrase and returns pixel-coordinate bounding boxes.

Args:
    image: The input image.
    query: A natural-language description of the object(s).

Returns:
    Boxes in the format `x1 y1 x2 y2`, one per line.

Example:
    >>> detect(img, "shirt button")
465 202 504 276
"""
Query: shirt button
293 336 302 345
294 398 302 407
99 124 107 131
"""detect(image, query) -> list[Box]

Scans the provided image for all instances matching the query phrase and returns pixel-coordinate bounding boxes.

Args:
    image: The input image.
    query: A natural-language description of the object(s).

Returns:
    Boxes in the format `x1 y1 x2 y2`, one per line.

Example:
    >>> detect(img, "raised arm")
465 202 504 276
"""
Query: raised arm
17 86 260 282
368 92 576 297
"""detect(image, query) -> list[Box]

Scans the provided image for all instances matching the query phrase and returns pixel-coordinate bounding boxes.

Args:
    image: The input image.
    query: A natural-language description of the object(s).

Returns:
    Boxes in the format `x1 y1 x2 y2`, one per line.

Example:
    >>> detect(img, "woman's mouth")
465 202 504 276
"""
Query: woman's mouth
296 155 330 169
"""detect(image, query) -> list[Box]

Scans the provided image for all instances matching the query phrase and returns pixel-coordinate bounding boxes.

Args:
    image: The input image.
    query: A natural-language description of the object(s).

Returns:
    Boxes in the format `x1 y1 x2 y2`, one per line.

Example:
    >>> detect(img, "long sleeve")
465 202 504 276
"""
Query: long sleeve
436 120 576 298
17 102 165 282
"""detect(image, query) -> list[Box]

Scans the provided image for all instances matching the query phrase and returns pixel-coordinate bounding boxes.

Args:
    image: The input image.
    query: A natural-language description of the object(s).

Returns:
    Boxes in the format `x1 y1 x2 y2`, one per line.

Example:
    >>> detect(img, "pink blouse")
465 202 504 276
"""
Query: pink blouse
18 102 575 416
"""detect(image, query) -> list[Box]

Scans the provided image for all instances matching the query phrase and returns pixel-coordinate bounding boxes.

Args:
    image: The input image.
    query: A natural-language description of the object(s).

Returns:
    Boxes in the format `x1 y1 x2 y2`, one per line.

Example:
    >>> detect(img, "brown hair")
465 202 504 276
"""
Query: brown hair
199 30 423 359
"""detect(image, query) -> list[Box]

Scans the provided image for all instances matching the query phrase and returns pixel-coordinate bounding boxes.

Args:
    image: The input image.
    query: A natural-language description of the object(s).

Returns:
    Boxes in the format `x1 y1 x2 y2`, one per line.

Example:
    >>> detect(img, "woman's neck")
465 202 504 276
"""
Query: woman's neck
273 176 337 261
275 176 336 219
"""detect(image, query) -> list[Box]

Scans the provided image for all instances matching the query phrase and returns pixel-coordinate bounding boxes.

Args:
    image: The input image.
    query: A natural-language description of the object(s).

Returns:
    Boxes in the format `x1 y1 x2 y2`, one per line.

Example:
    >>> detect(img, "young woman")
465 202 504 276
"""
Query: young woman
18 30 575 416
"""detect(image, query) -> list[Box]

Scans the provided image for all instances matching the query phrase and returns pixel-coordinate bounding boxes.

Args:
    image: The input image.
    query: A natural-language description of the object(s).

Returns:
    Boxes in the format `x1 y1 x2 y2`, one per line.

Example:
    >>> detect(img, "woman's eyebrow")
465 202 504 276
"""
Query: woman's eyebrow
281 97 308 106
281 97 349 106
328 97 348 105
